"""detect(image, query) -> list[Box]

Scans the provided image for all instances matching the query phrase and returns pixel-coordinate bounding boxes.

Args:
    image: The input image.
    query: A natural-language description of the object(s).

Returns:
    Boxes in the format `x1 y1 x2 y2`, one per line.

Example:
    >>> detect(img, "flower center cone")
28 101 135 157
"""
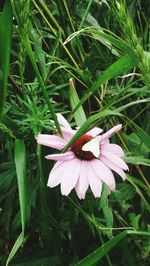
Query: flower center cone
71 135 98 160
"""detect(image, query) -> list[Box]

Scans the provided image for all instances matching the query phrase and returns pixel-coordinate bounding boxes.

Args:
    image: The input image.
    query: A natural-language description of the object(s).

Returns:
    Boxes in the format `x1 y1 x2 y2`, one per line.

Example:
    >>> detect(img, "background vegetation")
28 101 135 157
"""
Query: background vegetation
0 0 150 265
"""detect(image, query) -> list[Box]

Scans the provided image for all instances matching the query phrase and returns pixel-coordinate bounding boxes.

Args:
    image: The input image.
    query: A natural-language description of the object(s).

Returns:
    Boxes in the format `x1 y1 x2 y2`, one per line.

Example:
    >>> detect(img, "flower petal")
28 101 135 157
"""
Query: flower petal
60 158 81 196
101 156 126 180
37 134 67 150
45 151 75 161
47 161 64 187
91 159 116 191
101 151 128 171
101 143 124 157
87 127 103 137
100 124 122 143
75 161 89 199
57 113 72 130
87 162 102 197
61 128 76 141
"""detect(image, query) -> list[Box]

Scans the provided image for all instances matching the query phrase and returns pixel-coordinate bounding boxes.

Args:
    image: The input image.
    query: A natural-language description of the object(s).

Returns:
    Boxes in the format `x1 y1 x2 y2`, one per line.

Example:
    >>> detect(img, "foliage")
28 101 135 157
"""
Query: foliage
0 0 150 265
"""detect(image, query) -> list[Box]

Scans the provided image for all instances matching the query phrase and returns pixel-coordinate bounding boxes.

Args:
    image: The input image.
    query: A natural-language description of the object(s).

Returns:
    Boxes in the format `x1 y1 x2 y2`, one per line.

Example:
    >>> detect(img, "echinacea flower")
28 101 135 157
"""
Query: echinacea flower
37 114 128 199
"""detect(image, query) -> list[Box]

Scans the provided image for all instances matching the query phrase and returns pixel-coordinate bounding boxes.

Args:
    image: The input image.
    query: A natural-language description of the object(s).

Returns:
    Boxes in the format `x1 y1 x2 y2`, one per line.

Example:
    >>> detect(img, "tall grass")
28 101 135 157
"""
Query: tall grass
0 0 150 265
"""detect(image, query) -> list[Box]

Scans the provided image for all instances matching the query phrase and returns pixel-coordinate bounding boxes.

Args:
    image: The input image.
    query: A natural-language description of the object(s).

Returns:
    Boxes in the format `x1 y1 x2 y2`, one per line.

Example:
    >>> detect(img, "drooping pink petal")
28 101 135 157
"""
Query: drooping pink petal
47 161 64 187
100 124 122 143
37 134 67 150
101 143 124 157
45 151 75 161
87 127 103 137
91 159 116 191
60 158 81 196
57 113 72 130
101 150 129 171
101 156 126 180
87 162 102 197
75 161 89 199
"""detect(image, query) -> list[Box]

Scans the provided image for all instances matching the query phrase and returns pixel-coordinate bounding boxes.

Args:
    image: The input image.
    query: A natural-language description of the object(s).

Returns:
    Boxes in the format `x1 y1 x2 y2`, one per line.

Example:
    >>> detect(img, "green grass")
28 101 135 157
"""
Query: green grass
0 0 150 265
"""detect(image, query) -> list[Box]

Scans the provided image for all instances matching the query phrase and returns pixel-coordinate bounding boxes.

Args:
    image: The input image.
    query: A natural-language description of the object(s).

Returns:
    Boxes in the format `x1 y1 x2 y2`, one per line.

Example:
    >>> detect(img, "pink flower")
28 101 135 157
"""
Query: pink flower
37 114 128 199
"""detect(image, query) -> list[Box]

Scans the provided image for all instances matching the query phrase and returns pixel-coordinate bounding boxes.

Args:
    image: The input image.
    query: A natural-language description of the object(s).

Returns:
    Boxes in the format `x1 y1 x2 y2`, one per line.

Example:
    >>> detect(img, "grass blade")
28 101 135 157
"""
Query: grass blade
69 78 86 126
79 0 93 29
6 140 26 265
14 139 26 230
131 121 150 150
70 54 138 119
1 114 19 136
6 232 24 266
0 0 12 119
75 230 150 266
64 27 134 54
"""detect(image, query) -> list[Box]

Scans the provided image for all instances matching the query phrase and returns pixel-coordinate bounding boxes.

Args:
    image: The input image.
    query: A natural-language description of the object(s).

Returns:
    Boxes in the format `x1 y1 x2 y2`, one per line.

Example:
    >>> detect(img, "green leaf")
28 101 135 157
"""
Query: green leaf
125 156 150 167
30 28 47 80
129 213 141 230
15 139 26 231
0 122 14 138
124 132 149 157
99 185 113 238
74 230 150 266
126 175 148 191
6 232 24 266
70 53 138 119
79 0 93 29
64 27 134 54
127 175 150 211
117 98 150 113
6 140 26 266
1 114 19 137
69 78 86 126
0 0 12 119
131 121 150 150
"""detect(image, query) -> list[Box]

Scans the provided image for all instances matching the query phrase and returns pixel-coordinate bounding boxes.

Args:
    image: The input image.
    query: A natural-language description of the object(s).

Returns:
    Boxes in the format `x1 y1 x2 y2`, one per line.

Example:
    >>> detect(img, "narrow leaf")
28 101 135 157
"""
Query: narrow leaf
75 230 150 266
131 121 150 150
15 139 26 230
6 140 26 265
70 54 138 119
69 78 86 126
64 27 134 54
6 232 24 266
0 0 12 119
100 185 113 238
125 156 150 167
1 114 19 136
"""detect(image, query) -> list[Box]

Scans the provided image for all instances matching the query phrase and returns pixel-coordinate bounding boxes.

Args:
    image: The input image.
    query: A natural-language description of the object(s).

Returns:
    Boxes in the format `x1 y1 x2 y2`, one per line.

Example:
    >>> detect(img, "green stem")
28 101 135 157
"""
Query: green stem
79 0 93 29
38 0 65 37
